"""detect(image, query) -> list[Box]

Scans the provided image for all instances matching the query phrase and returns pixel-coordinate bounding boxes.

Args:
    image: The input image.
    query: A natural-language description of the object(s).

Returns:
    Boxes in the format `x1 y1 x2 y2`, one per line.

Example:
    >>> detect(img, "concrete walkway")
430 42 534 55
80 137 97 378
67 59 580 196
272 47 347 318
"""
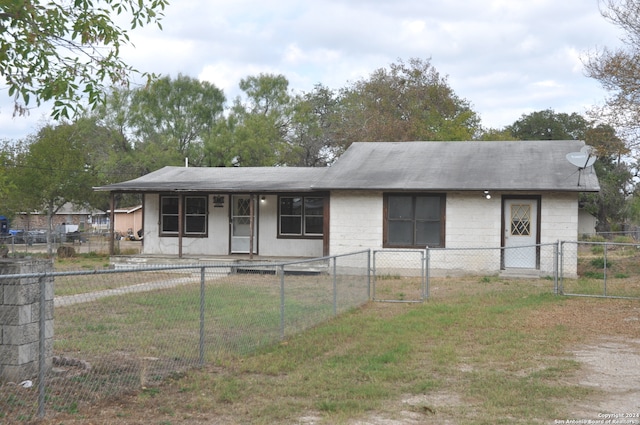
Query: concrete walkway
54 275 199 307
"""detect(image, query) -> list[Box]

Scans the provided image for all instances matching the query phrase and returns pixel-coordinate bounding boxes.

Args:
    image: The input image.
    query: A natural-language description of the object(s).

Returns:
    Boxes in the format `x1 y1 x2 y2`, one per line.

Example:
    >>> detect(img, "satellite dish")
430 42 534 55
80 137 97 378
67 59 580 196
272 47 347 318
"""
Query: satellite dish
566 145 596 187
566 152 596 168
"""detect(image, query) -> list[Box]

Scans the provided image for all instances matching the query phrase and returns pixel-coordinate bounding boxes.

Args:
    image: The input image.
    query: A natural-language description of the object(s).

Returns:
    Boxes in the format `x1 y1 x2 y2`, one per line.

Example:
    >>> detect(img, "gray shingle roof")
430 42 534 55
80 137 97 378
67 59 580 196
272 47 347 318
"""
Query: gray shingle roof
314 140 599 192
95 140 599 193
94 166 328 192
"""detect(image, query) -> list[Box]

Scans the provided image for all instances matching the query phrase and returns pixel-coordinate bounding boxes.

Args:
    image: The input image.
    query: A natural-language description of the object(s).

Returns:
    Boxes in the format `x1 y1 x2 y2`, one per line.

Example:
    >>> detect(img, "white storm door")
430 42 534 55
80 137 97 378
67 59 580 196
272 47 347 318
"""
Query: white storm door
503 199 538 268
231 195 256 254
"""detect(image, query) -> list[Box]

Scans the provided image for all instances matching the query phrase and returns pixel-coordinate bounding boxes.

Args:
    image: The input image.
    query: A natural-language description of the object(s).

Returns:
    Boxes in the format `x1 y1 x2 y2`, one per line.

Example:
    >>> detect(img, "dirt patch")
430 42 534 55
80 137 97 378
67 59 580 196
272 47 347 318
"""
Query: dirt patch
527 298 640 421
568 338 640 418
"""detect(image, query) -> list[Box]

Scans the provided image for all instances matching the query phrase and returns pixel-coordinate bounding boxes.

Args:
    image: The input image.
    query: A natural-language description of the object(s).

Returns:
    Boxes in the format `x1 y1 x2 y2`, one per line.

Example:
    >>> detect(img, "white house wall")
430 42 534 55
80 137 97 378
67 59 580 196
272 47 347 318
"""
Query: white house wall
142 194 322 257
330 191 384 255
330 191 579 277
540 193 579 277
256 195 323 257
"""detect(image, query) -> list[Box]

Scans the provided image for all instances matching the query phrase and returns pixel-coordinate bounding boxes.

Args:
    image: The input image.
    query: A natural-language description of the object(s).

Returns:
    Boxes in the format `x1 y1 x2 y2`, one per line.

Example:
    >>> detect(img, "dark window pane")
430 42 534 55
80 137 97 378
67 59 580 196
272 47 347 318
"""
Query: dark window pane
281 216 302 234
415 197 440 220
186 216 206 234
162 197 179 214
305 216 323 234
186 197 206 214
305 197 324 216
389 196 412 219
280 197 302 215
416 221 441 246
162 216 179 233
388 221 413 245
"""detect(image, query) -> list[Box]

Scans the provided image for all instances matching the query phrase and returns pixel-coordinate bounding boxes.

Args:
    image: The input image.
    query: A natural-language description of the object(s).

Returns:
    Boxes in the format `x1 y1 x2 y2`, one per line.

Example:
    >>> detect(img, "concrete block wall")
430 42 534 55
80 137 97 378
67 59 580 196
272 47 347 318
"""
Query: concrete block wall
330 191 383 255
0 258 54 382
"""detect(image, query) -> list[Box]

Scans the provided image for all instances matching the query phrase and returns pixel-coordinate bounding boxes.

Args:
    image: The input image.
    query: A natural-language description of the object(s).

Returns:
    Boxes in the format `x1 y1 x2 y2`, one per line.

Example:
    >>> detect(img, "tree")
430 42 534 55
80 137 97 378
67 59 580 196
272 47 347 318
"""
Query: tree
207 74 294 167
507 109 591 140
334 58 481 148
584 0 640 146
129 74 226 167
476 127 517 141
8 122 101 255
581 124 633 232
0 0 168 119
288 84 340 166
504 110 634 233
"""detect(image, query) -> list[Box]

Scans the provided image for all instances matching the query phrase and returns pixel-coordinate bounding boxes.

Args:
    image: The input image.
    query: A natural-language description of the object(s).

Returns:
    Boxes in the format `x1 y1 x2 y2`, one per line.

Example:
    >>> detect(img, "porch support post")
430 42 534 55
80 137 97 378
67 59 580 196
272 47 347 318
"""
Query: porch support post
249 194 255 260
178 193 184 258
109 192 115 255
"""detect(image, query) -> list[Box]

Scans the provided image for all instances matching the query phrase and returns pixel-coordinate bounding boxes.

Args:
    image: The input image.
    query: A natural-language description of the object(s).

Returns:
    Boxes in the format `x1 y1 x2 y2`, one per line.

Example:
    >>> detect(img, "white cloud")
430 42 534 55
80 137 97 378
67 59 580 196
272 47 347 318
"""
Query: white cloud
0 0 627 139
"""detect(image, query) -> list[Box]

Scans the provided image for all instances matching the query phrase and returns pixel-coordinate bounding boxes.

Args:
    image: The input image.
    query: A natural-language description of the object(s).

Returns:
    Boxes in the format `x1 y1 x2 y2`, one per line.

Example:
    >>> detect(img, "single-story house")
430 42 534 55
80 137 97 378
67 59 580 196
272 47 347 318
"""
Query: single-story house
9 202 104 232
108 205 143 239
95 140 599 276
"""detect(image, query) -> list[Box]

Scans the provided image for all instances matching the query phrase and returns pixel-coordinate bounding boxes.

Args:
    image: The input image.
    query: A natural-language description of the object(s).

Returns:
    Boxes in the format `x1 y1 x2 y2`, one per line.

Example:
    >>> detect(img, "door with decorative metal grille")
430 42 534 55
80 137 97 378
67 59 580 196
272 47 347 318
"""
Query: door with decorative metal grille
231 195 257 254
503 199 538 268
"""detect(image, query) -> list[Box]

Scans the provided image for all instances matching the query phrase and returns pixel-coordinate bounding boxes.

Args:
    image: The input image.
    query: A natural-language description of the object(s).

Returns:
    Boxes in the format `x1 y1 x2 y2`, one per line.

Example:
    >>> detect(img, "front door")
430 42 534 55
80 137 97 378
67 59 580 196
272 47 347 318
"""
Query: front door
231 195 257 254
503 198 538 269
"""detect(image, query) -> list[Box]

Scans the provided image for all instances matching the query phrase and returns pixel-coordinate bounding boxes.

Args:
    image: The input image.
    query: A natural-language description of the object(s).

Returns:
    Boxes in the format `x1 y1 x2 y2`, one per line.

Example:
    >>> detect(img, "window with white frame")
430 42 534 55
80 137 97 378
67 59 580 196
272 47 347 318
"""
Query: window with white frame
160 195 208 236
279 196 324 237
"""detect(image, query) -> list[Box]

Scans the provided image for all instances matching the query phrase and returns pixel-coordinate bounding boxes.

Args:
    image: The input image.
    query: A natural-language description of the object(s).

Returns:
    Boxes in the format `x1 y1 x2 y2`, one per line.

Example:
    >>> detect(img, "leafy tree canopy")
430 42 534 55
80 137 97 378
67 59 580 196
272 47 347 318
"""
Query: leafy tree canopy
584 0 640 145
335 58 481 147
507 109 591 140
0 0 168 119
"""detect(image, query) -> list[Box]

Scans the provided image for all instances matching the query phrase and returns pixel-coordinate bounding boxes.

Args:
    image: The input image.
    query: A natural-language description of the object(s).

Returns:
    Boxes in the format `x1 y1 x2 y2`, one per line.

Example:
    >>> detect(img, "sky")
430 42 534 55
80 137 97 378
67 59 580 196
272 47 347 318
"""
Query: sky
0 0 626 141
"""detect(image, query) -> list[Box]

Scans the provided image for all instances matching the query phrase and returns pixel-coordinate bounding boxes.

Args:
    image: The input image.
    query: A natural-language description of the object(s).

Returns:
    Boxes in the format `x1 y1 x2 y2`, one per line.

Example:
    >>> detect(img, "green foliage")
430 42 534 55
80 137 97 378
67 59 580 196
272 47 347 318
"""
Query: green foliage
4 121 102 254
0 0 168 119
507 109 590 140
589 257 610 268
208 73 295 167
335 58 481 146
129 74 226 167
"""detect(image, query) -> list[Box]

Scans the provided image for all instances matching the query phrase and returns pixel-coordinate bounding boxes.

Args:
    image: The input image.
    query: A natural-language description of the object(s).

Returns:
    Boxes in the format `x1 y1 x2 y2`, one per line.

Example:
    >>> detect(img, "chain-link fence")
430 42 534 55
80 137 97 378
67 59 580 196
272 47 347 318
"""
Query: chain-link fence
3 241 639 421
1 233 141 257
560 241 640 299
372 250 427 302
372 244 561 303
0 250 370 422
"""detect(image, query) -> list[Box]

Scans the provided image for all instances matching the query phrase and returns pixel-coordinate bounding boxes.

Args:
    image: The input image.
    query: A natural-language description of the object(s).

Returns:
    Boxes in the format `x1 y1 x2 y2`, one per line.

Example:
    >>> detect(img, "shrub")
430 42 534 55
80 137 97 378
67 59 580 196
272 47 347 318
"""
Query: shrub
589 257 612 269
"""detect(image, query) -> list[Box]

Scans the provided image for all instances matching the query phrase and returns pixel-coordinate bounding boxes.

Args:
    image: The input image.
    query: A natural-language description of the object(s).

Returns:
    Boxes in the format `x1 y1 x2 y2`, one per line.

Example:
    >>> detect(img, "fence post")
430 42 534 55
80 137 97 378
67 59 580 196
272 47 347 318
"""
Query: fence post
332 257 337 316
279 265 285 340
371 250 377 300
367 249 371 300
559 242 564 294
425 246 430 300
603 243 608 296
37 275 46 419
199 267 205 367
553 241 559 295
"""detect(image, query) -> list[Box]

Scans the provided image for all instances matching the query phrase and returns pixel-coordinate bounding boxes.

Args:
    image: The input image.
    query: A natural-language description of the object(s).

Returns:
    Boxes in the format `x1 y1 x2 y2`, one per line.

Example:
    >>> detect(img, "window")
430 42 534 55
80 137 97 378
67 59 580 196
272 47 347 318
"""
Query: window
279 196 324 237
384 194 445 247
160 195 208 236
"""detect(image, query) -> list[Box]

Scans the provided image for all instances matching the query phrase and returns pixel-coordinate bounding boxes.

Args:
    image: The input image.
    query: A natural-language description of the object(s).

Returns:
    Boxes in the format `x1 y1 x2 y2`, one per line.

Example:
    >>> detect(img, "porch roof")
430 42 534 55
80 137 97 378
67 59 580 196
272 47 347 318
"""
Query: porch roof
94 166 327 193
313 140 600 192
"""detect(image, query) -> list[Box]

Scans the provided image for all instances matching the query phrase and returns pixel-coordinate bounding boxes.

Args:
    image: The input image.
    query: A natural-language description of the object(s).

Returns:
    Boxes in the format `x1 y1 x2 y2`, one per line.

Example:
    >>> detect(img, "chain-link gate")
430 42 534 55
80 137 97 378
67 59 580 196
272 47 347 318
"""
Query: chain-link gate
372 249 427 302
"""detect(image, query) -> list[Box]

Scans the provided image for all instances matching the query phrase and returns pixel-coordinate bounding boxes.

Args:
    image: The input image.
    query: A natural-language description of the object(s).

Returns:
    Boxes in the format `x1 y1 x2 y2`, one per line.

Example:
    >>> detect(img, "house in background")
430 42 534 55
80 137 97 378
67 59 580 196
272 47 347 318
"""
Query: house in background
10 202 104 232
108 205 143 239
95 140 600 276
